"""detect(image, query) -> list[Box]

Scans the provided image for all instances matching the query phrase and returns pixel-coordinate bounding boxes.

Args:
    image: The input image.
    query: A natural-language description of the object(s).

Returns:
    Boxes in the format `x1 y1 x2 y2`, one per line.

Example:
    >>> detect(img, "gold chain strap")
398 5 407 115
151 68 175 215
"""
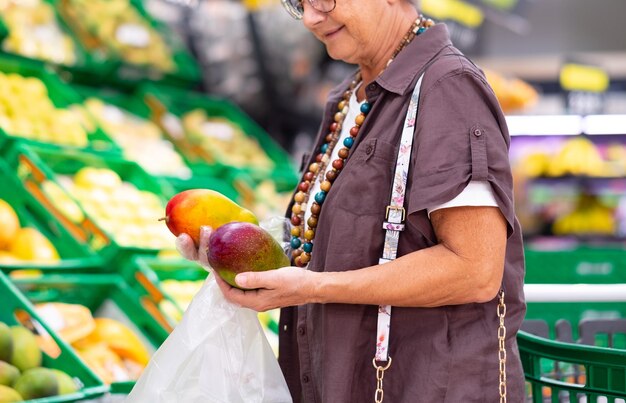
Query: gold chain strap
497 290 507 403
372 357 392 403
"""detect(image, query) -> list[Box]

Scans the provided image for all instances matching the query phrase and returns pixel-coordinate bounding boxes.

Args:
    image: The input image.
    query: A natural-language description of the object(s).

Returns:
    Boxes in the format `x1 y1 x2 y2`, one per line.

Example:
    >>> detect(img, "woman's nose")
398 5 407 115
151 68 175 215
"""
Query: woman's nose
302 2 326 28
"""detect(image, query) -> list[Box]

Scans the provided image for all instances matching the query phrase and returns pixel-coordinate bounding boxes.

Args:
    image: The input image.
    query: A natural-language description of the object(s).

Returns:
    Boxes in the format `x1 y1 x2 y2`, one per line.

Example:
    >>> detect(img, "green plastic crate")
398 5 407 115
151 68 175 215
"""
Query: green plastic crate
0 271 108 402
0 0 112 75
137 83 299 192
519 331 626 402
0 159 103 272
8 273 170 395
5 143 177 267
123 256 280 336
525 246 626 285
55 0 201 89
0 54 118 155
122 256 208 330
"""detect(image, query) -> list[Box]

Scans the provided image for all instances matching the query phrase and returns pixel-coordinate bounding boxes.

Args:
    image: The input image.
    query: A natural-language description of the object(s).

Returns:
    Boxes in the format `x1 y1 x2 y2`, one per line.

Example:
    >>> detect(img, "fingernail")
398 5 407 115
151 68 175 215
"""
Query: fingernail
235 274 248 287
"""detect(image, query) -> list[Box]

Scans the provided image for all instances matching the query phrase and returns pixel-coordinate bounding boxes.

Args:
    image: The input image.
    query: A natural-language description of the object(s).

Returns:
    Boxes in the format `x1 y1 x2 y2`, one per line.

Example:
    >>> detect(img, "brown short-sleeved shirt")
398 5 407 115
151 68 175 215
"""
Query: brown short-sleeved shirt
279 24 526 403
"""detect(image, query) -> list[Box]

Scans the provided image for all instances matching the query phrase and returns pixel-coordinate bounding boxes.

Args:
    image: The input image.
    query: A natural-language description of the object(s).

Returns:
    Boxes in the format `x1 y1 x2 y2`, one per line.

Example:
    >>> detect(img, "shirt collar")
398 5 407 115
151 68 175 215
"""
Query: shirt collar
376 23 453 96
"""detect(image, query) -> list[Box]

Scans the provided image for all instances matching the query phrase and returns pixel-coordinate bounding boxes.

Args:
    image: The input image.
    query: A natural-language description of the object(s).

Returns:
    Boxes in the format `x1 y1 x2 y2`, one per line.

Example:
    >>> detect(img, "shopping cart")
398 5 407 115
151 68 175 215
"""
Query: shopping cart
520 283 626 402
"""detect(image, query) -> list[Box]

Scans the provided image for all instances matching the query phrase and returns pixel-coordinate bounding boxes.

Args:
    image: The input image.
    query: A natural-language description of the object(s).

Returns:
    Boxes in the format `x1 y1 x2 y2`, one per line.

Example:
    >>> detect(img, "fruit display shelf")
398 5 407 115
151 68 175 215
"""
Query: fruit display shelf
137 82 300 193
121 256 208 331
69 84 246 204
0 271 108 402
7 272 170 395
0 54 119 156
4 143 177 268
0 0 114 80
510 132 626 240
0 159 103 273
55 0 201 89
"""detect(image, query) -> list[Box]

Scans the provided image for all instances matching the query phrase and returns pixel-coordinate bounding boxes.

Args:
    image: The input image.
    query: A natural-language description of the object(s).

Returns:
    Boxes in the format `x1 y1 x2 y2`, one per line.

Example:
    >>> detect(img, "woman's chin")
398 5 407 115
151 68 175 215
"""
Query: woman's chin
324 46 356 64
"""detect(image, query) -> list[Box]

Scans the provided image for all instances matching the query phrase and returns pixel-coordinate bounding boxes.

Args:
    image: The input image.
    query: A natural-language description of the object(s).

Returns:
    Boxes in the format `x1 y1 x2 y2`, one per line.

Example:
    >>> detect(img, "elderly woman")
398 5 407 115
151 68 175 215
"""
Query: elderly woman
183 0 526 401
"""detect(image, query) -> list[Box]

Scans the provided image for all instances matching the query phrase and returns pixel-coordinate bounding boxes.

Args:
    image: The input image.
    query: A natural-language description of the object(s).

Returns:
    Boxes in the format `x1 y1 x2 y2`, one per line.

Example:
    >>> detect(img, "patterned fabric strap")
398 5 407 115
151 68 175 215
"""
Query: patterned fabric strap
375 73 425 363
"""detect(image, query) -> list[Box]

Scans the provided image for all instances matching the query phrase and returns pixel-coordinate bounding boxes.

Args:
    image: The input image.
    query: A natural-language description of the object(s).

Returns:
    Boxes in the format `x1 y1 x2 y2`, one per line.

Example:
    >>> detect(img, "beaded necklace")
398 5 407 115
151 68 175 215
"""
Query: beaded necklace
290 15 435 267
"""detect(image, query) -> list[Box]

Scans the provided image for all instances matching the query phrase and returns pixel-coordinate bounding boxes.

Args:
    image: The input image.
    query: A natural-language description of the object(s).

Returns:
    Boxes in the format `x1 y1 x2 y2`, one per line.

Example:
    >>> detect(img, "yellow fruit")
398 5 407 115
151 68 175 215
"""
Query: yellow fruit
9 228 59 263
75 343 126 384
0 253 21 265
163 189 258 246
9 327 41 372
74 168 121 190
0 384 23 402
73 318 150 366
34 303 95 344
0 361 20 387
0 200 20 250
41 181 84 223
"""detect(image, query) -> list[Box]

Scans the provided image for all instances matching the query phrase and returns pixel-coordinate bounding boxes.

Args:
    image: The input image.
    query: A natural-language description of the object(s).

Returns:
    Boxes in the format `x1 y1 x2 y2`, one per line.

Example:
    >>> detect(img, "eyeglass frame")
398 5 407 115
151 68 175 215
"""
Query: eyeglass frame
281 0 337 20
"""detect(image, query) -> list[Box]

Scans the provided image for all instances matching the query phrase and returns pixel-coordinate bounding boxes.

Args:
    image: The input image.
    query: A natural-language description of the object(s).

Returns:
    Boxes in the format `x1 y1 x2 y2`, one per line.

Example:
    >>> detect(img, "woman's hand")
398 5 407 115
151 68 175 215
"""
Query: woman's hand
212 266 318 312
175 226 213 270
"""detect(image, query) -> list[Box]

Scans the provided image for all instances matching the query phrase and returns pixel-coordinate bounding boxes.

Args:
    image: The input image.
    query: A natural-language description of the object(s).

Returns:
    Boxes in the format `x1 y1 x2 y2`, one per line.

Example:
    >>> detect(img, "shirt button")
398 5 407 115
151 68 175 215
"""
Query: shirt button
302 374 310 383
473 129 482 137
368 83 377 91
297 326 306 336
365 146 373 155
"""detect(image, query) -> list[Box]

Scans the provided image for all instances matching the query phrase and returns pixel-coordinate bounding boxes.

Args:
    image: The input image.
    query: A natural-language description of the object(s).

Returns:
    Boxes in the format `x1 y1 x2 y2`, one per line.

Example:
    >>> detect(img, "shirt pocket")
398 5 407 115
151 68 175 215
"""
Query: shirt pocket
334 138 398 215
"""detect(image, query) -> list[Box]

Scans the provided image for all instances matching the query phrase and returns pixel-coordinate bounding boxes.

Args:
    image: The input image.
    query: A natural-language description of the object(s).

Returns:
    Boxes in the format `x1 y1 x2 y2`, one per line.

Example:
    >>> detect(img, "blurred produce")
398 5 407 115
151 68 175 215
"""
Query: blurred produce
0 321 78 402
0 199 60 265
82 98 191 178
0 72 87 146
41 180 84 223
250 179 293 220
552 193 616 236
0 0 77 65
59 0 175 72
158 279 203 322
0 199 18 250
514 137 626 178
546 137 606 177
484 68 538 113
182 110 274 171
57 167 172 249
0 383 22 402
34 305 150 384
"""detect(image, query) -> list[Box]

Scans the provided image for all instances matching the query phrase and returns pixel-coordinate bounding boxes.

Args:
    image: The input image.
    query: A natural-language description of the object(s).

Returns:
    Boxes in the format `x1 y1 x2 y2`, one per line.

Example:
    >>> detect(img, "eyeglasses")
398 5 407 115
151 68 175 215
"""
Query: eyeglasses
281 0 336 20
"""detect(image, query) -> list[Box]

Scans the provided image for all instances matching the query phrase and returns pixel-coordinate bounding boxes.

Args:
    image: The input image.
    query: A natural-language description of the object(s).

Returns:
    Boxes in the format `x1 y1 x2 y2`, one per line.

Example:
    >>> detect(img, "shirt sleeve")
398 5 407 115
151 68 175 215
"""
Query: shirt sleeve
427 180 498 217
406 69 516 237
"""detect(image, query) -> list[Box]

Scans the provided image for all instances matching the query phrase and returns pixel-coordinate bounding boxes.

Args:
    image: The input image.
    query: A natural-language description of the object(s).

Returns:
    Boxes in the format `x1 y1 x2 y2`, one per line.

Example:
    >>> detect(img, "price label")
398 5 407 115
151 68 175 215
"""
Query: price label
116 23 151 48
560 63 610 93
423 0 484 28
560 62 609 115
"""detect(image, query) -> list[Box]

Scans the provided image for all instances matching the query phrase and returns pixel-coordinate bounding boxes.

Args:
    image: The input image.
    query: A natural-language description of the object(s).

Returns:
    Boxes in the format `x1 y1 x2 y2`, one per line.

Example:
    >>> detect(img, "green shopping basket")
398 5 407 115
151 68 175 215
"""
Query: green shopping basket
519 330 626 401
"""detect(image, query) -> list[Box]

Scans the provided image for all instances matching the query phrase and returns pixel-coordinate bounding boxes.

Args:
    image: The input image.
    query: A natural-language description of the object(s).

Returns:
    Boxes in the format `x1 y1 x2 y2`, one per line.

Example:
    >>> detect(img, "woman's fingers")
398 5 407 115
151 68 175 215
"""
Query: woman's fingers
198 226 213 269
175 233 197 261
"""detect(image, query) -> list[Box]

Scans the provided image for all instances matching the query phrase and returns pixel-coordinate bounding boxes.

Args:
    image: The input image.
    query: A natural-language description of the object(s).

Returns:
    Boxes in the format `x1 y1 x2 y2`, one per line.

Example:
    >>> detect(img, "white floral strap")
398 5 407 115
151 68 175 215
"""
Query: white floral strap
375 73 425 363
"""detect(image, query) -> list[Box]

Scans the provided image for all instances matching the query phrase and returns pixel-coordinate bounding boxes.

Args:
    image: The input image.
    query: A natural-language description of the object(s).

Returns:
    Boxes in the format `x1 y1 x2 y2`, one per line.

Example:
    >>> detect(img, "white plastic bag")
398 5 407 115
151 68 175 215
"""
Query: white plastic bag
126 275 292 403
